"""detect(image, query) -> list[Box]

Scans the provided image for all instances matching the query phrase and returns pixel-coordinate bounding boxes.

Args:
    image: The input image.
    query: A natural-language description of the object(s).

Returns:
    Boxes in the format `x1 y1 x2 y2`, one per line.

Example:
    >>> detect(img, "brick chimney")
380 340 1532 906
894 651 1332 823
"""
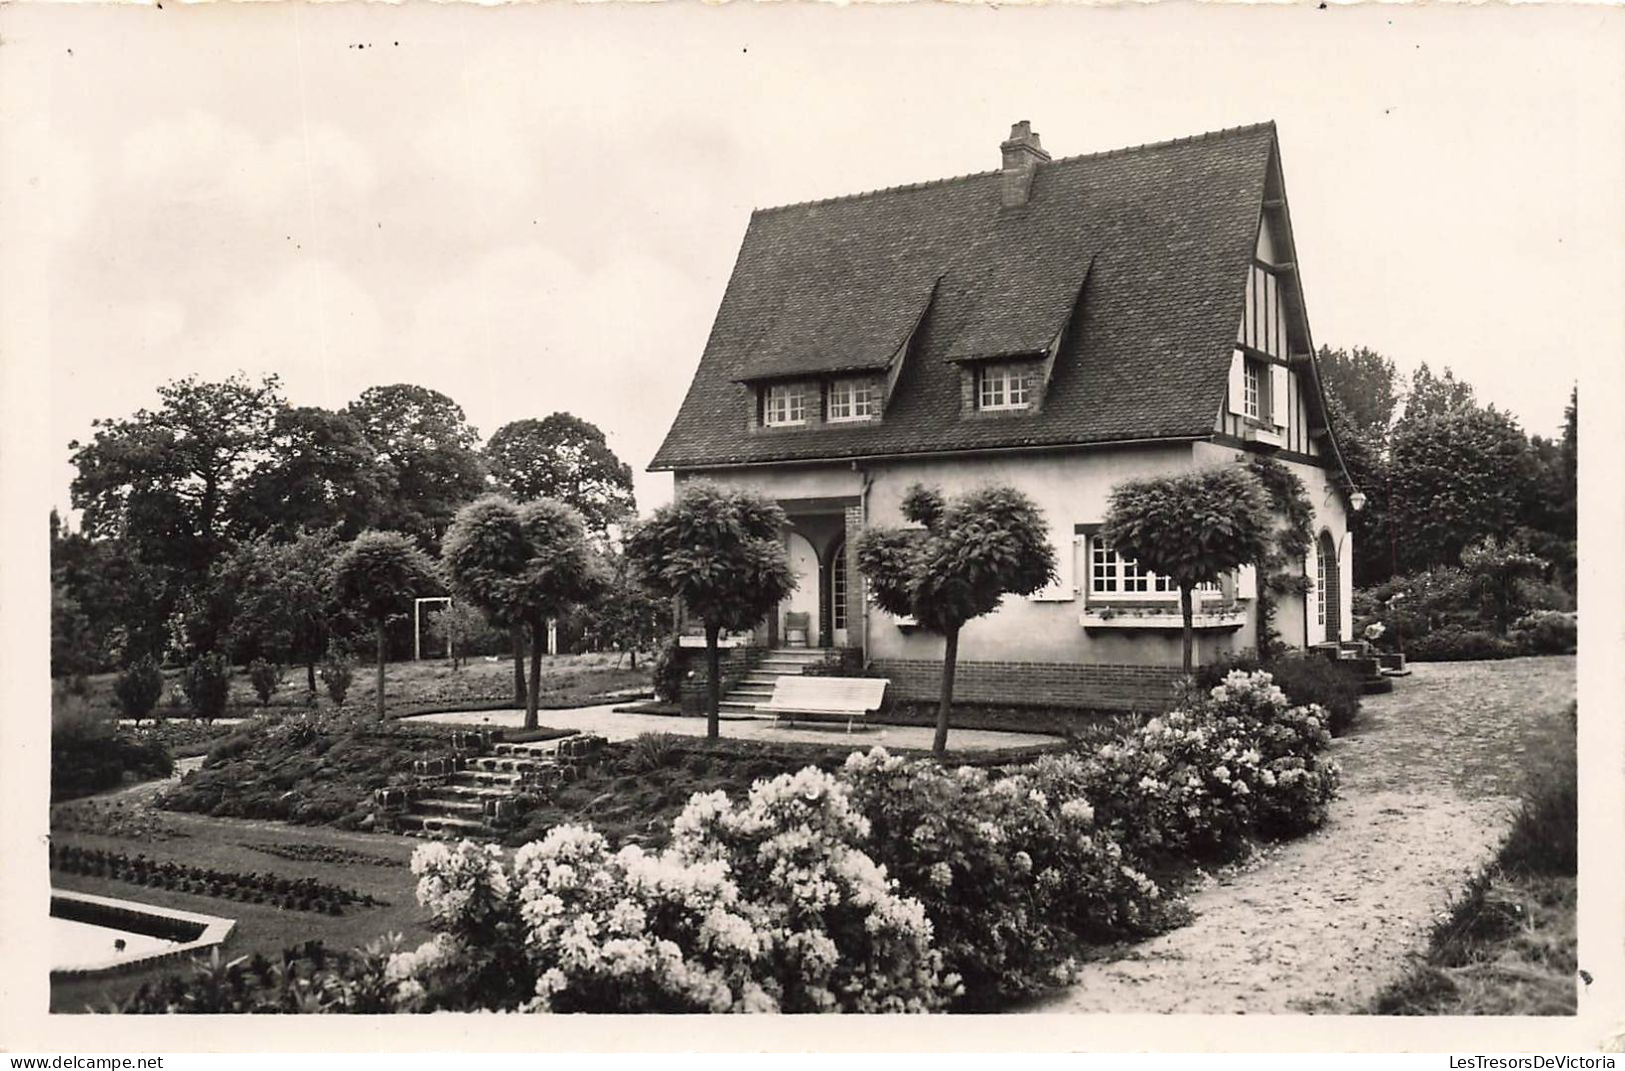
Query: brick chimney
999 120 1051 208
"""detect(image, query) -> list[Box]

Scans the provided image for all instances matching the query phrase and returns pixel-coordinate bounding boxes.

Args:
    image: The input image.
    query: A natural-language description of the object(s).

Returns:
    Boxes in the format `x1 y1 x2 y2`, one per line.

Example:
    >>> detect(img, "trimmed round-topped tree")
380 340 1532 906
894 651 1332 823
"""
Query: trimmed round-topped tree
857 484 1056 756
1100 466 1274 674
625 481 795 741
332 530 439 719
442 495 605 731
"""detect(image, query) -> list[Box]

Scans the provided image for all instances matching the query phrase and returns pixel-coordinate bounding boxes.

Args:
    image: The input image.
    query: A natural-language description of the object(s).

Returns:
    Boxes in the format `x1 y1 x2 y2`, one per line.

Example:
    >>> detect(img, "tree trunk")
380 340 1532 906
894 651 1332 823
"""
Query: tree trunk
375 622 387 719
1180 586 1195 675
511 626 527 707
705 620 722 741
305 659 317 697
628 648 636 670
934 626 960 757
526 616 543 731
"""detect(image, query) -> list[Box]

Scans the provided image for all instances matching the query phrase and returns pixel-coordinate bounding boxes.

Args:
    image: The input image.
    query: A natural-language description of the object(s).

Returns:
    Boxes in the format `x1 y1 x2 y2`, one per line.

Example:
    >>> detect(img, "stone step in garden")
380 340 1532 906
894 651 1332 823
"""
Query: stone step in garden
454 769 525 788
393 813 494 838
413 796 487 818
439 781 518 798
757 660 823 674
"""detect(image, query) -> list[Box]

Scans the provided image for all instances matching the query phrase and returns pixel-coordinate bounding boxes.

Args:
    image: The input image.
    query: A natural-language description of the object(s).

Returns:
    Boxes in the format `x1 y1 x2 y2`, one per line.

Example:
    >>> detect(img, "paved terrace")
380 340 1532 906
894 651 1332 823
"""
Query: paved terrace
405 702 1064 753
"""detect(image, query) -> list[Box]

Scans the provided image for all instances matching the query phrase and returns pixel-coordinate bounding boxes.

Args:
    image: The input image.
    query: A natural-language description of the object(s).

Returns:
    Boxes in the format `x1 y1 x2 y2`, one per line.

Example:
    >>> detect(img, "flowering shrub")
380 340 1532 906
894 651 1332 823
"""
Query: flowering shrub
1078 671 1338 860
383 769 956 1013
668 767 955 1012
840 748 1162 1006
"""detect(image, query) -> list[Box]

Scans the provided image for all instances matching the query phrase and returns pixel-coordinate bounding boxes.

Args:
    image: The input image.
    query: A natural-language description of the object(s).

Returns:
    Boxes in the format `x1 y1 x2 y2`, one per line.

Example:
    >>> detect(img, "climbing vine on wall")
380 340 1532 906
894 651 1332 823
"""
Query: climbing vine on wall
1247 457 1315 656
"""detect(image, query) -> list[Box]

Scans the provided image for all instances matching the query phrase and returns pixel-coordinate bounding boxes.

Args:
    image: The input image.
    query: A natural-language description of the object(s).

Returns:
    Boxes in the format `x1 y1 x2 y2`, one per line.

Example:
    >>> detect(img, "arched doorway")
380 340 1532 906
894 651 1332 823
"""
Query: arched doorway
1317 531 1341 644
782 531 820 646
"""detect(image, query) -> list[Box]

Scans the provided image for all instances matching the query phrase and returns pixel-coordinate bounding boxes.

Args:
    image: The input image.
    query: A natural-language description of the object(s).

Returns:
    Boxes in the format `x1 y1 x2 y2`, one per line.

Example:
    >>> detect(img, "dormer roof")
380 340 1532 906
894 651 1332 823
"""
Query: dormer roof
651 121 1292 471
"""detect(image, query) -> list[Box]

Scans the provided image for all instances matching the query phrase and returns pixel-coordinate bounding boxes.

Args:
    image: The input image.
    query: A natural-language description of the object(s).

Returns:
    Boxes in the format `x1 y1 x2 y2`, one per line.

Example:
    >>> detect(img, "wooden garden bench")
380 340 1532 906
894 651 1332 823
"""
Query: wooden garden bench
757 676 889 733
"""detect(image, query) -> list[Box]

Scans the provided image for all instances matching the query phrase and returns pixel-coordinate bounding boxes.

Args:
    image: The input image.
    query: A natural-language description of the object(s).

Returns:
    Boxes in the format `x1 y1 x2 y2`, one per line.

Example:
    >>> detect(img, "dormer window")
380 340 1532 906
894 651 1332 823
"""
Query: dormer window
827 378 875 422
978 362 1031 411
763 383 807 427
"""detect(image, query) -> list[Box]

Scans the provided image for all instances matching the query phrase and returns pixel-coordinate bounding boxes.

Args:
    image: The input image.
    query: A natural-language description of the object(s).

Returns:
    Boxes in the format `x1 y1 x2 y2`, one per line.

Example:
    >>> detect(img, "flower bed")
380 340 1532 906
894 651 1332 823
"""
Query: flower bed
49 843 381 915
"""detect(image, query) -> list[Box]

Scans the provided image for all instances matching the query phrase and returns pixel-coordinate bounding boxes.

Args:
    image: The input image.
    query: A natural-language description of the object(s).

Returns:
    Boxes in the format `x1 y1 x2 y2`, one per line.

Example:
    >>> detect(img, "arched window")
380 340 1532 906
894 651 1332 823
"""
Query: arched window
1316 542 1327 627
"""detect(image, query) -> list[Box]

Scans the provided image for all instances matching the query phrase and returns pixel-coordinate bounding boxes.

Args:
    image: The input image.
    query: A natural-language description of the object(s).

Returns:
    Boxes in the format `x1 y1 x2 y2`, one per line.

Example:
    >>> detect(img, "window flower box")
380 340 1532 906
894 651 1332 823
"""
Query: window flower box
1079 605 1247 631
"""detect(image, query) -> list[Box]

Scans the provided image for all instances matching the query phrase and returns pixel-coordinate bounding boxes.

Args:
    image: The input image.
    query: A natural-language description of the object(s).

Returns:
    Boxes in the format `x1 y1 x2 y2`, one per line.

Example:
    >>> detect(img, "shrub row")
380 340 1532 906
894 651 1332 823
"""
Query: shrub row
1354 557 1578 663
48 844 378 914
399 671 1337 1012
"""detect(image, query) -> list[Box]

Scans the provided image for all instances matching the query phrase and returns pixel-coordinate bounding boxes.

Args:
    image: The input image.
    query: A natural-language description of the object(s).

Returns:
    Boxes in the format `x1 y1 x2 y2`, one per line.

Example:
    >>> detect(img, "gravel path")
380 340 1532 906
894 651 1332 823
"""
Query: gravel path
1024 656 1576 1014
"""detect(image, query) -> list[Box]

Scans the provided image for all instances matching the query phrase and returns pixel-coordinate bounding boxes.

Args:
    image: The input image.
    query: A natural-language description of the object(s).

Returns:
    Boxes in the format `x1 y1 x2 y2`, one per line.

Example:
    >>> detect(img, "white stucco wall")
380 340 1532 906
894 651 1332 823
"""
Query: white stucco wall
673 464 862 502
858 444 1213 666
677 441 1353 666
1193 440 1352 648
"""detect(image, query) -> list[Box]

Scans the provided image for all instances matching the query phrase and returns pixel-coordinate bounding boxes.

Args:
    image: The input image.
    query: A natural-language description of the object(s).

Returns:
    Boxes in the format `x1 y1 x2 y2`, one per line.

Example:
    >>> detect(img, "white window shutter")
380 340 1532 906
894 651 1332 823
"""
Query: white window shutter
1236 564 1258 600
1227 349 1247 416
1030 531 1077 601
1270 364 1290 428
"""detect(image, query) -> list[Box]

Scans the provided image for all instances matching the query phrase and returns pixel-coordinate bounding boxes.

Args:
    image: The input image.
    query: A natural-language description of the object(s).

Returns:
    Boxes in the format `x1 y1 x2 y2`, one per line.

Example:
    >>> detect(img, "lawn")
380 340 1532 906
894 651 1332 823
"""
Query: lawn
1371 698 1578 1015
64 651 653 723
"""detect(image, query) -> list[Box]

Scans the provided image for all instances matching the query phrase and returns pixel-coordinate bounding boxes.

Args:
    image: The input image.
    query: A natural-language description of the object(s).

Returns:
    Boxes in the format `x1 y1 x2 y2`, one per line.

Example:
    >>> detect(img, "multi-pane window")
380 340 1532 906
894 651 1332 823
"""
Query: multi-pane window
827 378 875 422
763 383 806 427
1243 357 1264 420
978 363 1031 411
1090 538 1217 598
1315 545 1327 626
832 547 848 631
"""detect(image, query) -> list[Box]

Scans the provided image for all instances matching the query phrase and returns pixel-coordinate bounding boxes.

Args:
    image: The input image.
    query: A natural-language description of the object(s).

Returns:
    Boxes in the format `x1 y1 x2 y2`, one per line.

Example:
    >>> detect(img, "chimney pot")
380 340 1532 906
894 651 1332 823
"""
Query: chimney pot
999 119 1051 209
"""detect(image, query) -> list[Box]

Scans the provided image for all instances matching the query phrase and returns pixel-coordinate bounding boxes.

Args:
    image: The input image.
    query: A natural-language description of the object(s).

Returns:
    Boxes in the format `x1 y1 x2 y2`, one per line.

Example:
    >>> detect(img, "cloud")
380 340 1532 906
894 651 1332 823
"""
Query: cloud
120 109 377 221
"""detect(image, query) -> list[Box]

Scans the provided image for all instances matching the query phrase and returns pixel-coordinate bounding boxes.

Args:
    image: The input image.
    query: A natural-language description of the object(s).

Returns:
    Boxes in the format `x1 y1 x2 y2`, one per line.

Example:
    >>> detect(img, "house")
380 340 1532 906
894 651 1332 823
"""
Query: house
650 120 1359 711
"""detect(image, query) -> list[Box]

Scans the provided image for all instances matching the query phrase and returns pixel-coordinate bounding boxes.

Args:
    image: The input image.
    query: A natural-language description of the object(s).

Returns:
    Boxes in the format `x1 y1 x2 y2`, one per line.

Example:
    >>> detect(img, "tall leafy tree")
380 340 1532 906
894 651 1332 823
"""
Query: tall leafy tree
625 482 795 741
857 484 1055 756
485 414 636 535
1100 467 1273 674
346 385 489 548
1403 362 1476 420
233 407 389 540
51 525 172 667
213 528 349 696
69 373 285 578
332 530 440 718
442 496 604 730
1386 405 1533 574
1317 346 1399 442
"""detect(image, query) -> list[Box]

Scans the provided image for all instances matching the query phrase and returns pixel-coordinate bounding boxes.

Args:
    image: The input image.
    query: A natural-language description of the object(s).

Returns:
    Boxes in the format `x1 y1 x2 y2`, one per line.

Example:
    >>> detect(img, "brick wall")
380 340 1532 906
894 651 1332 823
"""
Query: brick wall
677 644 764 715
868 658 1183 712
843 505 865 651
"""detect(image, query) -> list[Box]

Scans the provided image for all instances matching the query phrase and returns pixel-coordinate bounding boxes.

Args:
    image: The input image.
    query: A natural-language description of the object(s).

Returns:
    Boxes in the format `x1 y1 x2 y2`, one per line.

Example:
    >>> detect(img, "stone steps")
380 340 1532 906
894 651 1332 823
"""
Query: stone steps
716 647 839 715
376 732 609 841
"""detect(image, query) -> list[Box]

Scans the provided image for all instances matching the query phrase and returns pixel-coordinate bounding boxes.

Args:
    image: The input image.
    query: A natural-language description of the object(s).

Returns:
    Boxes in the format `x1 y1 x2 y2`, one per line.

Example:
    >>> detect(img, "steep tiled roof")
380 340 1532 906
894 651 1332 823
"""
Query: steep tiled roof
651 122 1279 471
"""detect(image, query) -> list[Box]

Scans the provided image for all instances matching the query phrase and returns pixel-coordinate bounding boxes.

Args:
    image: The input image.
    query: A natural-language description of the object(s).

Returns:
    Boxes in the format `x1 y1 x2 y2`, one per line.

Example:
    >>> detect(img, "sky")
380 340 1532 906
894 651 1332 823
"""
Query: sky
5 2 1622 522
